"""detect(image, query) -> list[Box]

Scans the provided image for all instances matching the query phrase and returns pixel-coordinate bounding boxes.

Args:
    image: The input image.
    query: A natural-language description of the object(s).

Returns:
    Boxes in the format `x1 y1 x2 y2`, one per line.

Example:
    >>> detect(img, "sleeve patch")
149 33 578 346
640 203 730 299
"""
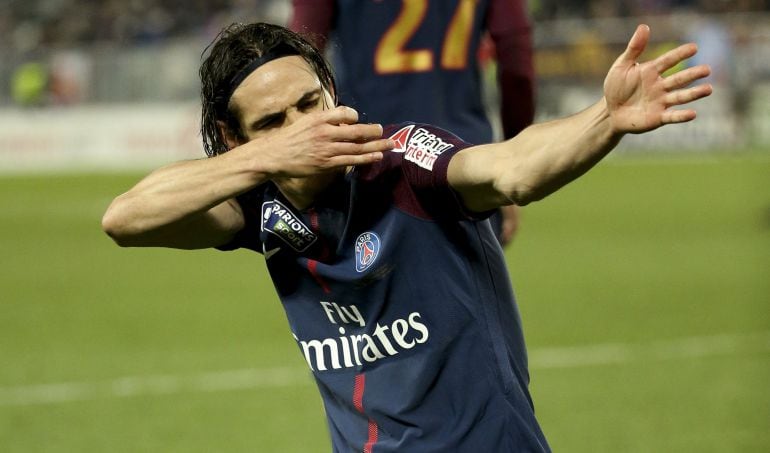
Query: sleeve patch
389 125 455 172
262 200 318 252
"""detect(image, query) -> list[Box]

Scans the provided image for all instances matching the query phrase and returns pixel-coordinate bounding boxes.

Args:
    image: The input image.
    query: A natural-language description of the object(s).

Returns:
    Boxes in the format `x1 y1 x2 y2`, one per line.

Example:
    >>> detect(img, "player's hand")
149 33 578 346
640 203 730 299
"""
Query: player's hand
604 24 713 135
498 204 520 247
247 106 394 178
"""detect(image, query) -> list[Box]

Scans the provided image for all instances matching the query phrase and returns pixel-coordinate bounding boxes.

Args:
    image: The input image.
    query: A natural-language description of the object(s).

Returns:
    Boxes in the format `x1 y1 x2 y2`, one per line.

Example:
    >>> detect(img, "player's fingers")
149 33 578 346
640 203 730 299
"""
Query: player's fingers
619 24 650 64
334 138 395 155
664 83 713 107
654 43 698 74
320 105 360 125
326 151 384 168
360 137 395 153
499 205 519 246
661 108 697 124
329 122 385 142
662 64 711 91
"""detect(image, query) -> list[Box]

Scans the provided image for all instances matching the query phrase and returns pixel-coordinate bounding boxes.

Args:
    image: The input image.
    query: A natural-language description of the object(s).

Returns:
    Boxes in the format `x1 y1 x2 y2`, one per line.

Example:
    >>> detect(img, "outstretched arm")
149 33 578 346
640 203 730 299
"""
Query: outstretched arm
448 25 713 211
102 107 391 249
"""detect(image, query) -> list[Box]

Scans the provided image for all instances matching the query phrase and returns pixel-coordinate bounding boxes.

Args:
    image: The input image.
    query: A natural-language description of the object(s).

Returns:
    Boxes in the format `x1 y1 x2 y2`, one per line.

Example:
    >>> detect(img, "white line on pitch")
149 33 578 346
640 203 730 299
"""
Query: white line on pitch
0 367 311 407
1 331 768 407
529 331 770 369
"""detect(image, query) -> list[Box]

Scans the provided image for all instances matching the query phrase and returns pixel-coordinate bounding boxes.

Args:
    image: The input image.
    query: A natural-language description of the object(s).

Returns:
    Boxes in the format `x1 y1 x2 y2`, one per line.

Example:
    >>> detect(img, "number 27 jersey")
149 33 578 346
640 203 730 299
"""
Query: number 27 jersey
329 0 495 144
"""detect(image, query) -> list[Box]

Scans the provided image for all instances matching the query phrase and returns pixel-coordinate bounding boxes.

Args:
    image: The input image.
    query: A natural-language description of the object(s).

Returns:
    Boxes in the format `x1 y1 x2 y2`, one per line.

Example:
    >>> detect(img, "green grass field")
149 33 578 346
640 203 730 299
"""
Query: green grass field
1 154 768 452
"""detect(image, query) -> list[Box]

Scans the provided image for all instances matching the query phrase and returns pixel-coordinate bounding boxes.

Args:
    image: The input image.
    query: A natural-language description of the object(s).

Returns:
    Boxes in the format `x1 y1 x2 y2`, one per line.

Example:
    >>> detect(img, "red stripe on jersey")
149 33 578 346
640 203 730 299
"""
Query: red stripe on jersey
364 419 379 453
309 208 320 231
353 373 379 453
307 259 331 294
308 208 331 261
353 373 365 412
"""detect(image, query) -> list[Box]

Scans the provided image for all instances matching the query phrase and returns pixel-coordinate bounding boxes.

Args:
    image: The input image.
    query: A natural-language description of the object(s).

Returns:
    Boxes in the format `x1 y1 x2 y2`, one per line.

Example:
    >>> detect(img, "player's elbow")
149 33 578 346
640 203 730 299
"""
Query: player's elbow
101 198 139 247
101 210 129 247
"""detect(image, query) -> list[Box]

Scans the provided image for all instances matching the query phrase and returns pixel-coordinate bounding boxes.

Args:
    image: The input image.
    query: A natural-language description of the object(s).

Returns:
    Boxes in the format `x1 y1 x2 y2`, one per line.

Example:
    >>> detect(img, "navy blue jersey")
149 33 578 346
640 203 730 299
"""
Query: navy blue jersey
291 0 536 141
332 0 491 144
219 123 550 452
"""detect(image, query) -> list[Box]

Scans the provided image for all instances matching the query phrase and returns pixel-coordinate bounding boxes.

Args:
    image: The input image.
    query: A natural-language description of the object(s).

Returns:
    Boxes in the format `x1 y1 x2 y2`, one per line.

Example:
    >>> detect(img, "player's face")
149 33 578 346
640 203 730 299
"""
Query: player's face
229 56 333 142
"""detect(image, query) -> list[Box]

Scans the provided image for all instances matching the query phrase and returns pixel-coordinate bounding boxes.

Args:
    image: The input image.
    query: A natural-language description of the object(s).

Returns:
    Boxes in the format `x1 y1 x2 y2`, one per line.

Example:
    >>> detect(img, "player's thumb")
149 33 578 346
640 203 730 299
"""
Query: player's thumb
619 24 650 64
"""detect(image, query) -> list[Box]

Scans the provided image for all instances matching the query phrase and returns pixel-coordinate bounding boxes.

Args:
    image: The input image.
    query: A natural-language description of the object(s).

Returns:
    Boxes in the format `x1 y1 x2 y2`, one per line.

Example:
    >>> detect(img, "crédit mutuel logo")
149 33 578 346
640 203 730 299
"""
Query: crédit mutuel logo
388 124 454 171
261 200 317 252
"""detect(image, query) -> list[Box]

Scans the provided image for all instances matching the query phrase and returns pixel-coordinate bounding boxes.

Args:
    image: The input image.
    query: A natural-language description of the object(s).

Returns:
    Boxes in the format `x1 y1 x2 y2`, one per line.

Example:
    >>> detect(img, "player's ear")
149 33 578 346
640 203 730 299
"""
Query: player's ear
217 120 242 150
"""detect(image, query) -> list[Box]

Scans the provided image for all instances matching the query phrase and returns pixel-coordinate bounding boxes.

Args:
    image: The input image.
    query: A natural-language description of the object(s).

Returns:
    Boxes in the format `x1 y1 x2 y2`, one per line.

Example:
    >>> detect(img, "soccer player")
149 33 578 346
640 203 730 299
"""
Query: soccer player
102 22 711 451
289 0 535 245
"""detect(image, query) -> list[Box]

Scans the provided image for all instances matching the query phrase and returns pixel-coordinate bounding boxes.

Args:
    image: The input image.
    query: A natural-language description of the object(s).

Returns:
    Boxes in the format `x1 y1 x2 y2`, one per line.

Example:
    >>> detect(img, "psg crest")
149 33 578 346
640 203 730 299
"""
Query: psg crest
355 232 380 273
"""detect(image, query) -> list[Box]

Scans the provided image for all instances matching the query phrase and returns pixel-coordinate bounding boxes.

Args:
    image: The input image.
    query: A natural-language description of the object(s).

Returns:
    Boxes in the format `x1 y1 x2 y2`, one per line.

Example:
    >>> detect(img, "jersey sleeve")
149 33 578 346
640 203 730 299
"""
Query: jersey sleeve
289 0 335 50
214 188 267 253
375 123 494 222
487 0 536 139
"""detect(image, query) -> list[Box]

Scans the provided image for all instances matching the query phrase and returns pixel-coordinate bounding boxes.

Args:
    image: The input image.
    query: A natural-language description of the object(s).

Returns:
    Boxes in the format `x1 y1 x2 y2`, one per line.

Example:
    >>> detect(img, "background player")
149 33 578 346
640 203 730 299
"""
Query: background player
289 0 535 245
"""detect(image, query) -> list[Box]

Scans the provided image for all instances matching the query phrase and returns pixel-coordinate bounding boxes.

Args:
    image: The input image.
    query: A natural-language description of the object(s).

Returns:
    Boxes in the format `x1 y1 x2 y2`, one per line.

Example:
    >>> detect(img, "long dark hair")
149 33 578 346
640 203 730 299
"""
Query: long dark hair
199 23 337 157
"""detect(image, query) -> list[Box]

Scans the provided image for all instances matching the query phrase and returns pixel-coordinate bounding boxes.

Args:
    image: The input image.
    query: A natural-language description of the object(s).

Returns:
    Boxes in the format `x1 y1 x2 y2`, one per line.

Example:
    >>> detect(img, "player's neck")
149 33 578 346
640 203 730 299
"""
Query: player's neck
275 172 341 211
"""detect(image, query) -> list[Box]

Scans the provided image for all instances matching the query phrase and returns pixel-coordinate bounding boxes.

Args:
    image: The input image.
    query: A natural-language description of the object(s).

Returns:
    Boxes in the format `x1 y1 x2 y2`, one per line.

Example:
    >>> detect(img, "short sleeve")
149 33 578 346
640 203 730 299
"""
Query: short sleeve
379 123 495 222
215 187 267 253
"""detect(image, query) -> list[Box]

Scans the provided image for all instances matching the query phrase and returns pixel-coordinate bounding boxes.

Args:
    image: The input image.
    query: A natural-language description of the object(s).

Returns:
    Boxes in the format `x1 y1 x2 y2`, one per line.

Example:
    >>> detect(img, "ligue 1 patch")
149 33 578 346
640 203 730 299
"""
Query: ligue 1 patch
261 200 317 252
355 232 381 273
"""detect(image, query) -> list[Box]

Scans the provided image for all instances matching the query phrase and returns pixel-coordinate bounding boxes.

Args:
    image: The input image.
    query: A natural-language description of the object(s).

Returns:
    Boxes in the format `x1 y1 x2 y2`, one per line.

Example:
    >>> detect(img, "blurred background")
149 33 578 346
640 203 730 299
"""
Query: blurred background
1 1 768 452
1 0 769 168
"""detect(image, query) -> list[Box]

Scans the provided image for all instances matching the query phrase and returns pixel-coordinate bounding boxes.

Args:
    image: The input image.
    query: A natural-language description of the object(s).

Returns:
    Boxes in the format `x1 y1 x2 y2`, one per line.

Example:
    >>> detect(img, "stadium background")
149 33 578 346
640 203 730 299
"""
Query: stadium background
1 0 768 451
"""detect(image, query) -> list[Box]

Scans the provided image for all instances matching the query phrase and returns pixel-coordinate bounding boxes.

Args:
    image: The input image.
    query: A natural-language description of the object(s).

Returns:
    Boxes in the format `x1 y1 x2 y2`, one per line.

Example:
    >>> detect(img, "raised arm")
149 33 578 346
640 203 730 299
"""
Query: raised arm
289 0 335 50
448 25 713 211
102 106 390 249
